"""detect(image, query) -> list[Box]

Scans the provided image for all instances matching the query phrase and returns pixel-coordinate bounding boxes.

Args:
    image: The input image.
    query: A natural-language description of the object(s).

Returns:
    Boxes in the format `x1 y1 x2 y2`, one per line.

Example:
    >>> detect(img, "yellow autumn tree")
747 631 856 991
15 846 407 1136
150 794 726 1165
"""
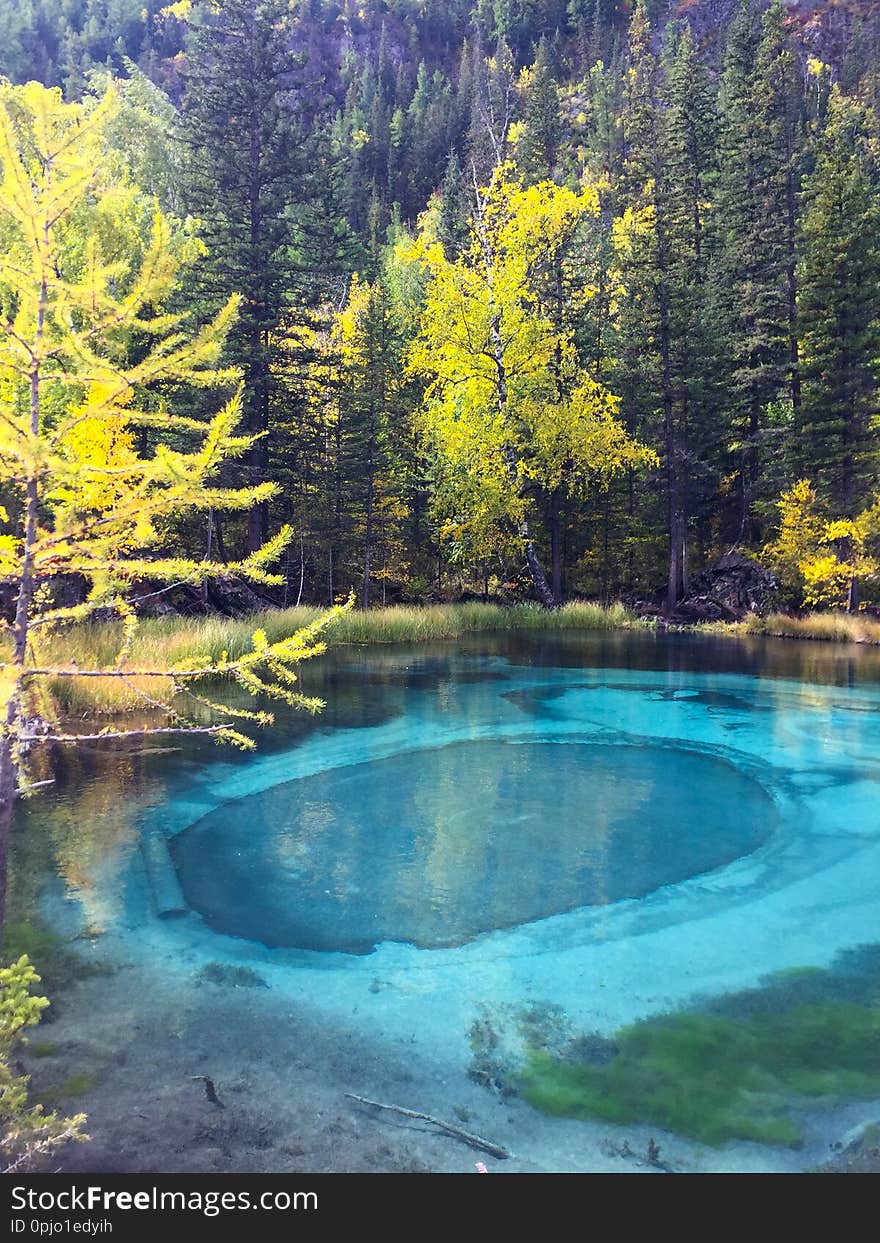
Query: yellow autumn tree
0 83 348 932
401 164 654 605
764 480 879 610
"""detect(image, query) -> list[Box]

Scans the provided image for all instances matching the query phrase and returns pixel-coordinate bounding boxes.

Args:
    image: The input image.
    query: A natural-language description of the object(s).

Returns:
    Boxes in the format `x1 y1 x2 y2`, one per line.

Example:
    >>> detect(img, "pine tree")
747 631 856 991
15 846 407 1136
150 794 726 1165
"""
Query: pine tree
518 36 564 183
336 277 408 608
179 0 302 554
661 21 720 566
579 56 624 179
797 87 880 520
438 149 473 260
714 0 804 542
616 0 685 610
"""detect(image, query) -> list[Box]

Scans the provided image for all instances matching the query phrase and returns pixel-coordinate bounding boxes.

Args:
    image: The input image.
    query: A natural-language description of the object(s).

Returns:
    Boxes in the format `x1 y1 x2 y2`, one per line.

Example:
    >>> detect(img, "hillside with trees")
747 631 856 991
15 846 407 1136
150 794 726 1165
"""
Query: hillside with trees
1 0 878 614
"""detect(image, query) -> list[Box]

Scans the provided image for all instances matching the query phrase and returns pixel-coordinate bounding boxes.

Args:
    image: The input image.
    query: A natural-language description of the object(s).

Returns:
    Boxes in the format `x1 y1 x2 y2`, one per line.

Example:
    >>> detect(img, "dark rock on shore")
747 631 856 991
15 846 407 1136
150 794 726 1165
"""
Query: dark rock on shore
674 552 778 623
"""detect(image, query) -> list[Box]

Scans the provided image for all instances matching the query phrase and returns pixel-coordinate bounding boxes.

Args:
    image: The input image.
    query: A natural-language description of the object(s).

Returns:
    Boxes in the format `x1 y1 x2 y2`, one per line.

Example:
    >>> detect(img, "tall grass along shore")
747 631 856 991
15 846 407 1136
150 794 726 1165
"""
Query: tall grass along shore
18 602 631 716
8 601 880 718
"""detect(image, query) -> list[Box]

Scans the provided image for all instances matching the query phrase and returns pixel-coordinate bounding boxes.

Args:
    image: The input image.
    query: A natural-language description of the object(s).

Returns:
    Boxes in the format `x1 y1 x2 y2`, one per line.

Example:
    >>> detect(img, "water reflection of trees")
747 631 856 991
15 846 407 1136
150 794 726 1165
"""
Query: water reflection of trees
13 746 171 934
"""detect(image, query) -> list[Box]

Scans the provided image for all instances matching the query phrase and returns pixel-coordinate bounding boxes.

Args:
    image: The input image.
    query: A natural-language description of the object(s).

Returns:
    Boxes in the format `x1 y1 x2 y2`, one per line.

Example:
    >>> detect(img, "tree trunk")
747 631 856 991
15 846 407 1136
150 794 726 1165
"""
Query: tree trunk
602 491 611 604
0 742 17 933
296 533 305 607
657 247 683 614
489 312 556 608
362 436 375 609
213 513 229 565
247 355 270 554
785 160 802 419
550 487 563 606
524 536 556 608
847 573 859 615
1 224 48 934
201 510 214 607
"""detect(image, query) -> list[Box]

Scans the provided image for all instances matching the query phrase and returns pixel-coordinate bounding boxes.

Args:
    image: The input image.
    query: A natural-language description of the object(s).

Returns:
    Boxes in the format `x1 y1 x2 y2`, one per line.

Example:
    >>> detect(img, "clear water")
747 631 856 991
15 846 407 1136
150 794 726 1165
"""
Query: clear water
9 629 880 1172
171 739 775 952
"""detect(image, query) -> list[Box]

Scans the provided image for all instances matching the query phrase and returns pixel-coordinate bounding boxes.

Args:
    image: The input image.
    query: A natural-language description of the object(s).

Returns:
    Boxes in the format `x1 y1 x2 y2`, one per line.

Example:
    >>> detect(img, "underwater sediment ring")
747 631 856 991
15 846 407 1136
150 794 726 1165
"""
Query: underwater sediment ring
149 729 812 955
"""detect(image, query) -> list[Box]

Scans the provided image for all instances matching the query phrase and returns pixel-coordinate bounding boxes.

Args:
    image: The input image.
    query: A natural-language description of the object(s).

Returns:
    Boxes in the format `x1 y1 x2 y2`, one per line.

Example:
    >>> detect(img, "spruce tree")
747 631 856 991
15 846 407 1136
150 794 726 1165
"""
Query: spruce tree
518 36 564 183
336 278 408 608
714 0 803 542
180 0 301 554
797 87 880 519
662 21 720 566
616 0 685 610
438 149 473 260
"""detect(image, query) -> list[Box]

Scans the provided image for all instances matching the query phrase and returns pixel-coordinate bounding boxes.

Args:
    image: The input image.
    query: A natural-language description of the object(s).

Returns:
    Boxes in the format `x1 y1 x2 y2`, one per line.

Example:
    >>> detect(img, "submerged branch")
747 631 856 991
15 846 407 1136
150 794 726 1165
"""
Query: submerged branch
344 1093 511 1160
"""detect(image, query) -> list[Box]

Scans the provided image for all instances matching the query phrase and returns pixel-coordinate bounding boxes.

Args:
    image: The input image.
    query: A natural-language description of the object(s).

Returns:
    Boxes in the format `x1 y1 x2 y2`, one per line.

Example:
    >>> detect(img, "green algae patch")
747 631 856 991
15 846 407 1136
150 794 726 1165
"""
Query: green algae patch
27 1041 60 1058
38 1072 98 1107
194 962 269 989
519 1003 880 1146
1 919 63 968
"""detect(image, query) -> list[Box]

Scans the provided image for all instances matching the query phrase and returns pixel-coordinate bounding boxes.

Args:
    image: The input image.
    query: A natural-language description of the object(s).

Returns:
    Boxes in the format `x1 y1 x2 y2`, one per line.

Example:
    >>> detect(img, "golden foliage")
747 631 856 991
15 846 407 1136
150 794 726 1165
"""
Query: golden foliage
764 480 879 609
0 81 346 778
1 956 87 1171
399 165 654 559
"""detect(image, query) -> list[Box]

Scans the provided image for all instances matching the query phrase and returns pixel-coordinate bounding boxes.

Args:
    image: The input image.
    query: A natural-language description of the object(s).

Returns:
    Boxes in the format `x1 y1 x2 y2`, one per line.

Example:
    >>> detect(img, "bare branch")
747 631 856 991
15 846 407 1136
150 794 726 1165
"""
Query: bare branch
21 726 229 743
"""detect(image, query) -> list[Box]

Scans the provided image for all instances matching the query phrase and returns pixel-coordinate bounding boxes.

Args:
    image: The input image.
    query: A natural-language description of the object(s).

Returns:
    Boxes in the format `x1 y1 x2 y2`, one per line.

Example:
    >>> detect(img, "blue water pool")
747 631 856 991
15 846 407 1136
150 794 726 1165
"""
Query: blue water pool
171 738 776 952
13 630 880 1171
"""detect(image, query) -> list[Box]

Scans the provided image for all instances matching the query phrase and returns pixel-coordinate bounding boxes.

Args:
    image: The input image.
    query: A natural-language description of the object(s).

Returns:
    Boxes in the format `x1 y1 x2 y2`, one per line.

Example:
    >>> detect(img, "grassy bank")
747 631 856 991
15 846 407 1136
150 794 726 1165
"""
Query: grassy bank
31 601 635 716
711 611 880 645
14 600 880 719
49 599 634 666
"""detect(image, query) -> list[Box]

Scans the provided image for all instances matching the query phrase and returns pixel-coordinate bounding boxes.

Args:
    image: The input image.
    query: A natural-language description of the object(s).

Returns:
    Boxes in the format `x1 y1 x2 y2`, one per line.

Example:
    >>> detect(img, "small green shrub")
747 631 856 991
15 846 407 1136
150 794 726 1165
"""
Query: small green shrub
1 956 87 1171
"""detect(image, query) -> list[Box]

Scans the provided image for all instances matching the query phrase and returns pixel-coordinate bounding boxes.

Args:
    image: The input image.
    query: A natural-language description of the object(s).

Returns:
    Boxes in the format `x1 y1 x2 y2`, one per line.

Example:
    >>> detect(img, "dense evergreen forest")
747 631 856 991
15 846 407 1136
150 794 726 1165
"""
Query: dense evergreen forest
1 0 879 614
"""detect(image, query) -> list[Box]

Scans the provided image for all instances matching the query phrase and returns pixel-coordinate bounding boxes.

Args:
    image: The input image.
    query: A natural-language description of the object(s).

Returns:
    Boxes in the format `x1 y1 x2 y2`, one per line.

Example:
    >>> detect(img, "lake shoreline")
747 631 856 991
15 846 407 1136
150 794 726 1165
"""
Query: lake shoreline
14 601 880 721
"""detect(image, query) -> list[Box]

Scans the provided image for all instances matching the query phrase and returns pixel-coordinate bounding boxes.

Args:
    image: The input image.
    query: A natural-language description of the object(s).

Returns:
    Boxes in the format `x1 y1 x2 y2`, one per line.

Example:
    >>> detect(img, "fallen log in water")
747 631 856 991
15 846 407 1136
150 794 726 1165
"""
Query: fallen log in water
140 830 187 918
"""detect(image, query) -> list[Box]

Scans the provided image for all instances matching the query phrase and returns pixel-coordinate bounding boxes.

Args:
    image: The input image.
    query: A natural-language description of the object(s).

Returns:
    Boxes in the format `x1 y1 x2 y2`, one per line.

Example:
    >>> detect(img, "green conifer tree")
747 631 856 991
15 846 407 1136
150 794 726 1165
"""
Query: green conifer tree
797 87 880 520
616 1 685 609
518 36 564 183
180 0 302 554
714 0 804 542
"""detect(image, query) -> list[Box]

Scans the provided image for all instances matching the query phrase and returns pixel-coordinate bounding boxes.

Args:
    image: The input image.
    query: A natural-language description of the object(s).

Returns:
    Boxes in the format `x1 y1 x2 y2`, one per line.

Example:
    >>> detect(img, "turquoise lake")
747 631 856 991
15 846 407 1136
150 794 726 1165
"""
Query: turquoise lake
11 629 880 1172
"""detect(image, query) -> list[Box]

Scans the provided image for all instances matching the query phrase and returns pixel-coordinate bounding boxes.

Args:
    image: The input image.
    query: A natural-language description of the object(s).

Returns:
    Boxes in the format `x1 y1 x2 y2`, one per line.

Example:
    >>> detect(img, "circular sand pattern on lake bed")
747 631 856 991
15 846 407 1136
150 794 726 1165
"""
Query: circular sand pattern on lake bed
170 738 777 953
